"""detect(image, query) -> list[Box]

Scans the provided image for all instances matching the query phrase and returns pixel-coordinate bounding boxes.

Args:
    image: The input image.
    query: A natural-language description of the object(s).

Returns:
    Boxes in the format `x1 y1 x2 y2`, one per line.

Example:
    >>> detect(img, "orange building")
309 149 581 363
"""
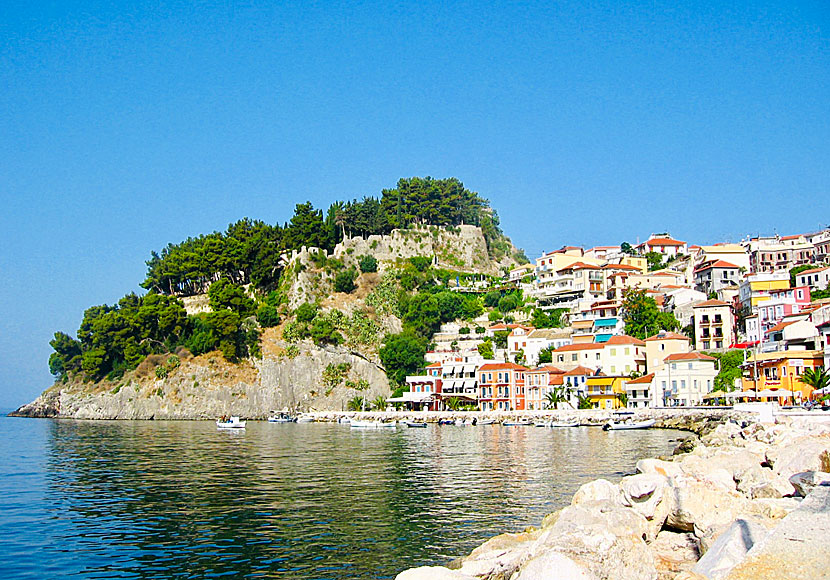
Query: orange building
741 350 825 403
478 362 528 411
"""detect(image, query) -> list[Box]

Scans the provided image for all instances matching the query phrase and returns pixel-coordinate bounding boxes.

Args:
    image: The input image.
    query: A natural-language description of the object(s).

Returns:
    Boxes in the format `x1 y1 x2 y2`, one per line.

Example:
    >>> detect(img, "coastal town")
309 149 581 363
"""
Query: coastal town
399 230 830 413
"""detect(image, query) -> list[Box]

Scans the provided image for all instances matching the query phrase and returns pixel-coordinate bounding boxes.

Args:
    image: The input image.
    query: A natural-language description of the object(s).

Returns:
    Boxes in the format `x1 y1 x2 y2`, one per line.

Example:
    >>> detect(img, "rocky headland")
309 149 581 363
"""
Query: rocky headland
396 412 830 580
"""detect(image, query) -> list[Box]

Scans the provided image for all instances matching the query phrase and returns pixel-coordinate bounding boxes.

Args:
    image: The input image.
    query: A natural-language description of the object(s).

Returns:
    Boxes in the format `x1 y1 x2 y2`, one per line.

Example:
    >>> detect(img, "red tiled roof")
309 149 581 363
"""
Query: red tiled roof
564 366 596 376
766 320 796 334
665 352 716 362
797 266 829 275
694 260 740 272
602 263 642 271
426 362 442 368
645 332 690 342
478 362 529 371
529 365 566 374
693 299 731 308
627 373 655 384
642 237 686 246
605 335 645 346
557 261 601 272
553 343 605 352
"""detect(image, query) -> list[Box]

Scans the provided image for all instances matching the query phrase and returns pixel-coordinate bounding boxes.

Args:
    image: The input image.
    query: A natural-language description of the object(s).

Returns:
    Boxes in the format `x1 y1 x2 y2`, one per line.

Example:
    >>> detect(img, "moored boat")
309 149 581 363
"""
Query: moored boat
216 415 246 429
403 420 427 428
350 419 397 429
268 412 296 423
602 418 656 431
503 419 533 426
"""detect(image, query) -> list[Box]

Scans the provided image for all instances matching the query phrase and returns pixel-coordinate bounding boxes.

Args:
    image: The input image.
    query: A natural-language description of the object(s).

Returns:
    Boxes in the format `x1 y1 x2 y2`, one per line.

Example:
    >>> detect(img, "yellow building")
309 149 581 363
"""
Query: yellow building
585 376 627 409
738 272 790 311
741 350 824 403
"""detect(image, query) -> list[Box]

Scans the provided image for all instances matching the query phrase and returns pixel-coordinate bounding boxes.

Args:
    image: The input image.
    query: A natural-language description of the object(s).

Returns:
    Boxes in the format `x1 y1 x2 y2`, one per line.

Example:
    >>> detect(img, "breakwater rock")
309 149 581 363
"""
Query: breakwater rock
396 415 830 580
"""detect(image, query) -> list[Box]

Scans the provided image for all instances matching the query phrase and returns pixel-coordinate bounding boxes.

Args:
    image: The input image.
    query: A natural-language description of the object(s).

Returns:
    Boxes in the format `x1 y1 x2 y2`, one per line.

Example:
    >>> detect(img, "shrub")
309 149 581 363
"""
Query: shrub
256 304 281 327
358 255 378 273
295 302 318 323
459 327 470 334
334 269 357 293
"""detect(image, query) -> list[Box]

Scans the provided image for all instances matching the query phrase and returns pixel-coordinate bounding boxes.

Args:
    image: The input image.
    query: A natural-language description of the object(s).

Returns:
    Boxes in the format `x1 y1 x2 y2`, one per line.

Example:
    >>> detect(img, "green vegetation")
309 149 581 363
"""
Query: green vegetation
49 176 521 386
621 287 680 340
531 308 566 328
789 264 813 288
704 349 745 392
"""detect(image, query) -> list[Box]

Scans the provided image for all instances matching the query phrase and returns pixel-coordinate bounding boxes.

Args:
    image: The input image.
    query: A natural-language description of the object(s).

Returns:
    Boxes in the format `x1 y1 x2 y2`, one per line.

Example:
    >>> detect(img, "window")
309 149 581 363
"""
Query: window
624 348 630 355
596 353 601 360
572 354 578 361
610 348 617 356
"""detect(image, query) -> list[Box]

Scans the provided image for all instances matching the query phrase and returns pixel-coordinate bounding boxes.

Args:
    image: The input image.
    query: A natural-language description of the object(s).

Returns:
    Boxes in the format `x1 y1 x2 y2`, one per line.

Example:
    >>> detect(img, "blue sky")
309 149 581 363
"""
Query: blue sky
1 0 828 408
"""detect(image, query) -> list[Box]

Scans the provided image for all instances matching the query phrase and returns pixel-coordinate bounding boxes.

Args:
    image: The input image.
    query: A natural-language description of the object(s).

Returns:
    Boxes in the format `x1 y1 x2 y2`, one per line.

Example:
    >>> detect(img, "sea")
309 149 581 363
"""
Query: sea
0 415 683 579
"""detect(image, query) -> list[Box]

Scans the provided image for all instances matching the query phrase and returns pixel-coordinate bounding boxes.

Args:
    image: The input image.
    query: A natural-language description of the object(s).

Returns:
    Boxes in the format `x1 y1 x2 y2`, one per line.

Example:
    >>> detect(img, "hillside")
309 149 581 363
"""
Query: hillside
15 194 524 419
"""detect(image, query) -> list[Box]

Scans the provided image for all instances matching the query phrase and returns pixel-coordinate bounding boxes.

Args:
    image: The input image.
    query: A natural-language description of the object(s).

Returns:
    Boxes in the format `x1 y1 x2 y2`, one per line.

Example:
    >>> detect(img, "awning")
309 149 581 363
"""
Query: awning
594 318 618 328
594 334 613 343
730 341 759 349
755 389 790 398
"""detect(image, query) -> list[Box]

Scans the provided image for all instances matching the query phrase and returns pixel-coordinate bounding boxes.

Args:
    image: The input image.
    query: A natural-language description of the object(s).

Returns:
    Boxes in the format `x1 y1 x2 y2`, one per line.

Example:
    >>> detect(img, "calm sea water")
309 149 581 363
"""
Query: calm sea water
0 416 683 579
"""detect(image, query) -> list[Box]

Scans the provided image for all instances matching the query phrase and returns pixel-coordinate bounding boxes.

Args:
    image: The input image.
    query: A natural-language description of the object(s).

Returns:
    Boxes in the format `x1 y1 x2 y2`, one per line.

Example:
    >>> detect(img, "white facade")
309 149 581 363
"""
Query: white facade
651 354 717 407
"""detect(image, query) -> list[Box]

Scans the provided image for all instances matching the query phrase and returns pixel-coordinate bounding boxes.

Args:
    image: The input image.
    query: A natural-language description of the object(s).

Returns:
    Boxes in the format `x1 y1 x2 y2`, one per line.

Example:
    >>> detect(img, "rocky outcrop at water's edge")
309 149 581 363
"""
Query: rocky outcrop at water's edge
396 414 830 580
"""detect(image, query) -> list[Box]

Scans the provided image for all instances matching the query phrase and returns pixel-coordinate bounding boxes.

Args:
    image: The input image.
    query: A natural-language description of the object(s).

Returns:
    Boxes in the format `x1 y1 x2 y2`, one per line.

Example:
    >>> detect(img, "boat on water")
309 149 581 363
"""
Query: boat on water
437 419 455 426
456 418 477 426
296 414 314 423
536 420 580 428
503 419 533 426
268 412 296 423
603 418 657 431
350 419 397 429
216 416 246 429
338 416 351 424
478 418 496 425
403 420 427 428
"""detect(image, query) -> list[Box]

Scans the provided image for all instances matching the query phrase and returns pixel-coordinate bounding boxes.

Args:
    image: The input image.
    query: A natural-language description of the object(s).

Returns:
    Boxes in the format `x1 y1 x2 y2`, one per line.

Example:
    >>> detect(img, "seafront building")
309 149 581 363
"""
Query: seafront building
402 226 828 412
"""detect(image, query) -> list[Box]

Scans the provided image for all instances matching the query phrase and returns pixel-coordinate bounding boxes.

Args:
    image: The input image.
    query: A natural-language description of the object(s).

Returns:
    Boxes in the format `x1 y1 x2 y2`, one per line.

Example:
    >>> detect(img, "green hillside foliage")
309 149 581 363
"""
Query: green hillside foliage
50 177 516 383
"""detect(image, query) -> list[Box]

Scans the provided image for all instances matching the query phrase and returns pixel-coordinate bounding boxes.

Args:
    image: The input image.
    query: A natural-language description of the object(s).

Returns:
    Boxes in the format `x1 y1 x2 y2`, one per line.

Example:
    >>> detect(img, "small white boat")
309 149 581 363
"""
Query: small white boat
338 416 351 424
550 420 580 428
603 419 657 431
456 418 477 426
296 414 314 423
216 416 246 429
403 420 427 428
478 418 496 425
503 419 533 426
350 419 397 429
268 413 296 423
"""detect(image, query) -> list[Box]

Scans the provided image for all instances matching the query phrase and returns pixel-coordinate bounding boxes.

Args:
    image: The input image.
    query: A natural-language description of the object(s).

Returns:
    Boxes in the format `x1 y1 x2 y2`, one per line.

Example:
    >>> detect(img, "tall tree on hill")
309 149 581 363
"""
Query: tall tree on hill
620 287 660 340
284 202 325 250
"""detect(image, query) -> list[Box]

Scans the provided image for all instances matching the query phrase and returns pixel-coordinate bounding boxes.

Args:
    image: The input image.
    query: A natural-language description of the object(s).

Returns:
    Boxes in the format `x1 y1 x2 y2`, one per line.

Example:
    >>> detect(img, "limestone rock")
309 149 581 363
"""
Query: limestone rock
531 500 657 580
788 471 830 497
571 479 621 506
636 458 683 478
619 473 671 540
767 435 830 480
458 531 538 579
512 551 598 580
650 531 700 580
395 566 477 580
665 475 752 534
692 518 769 580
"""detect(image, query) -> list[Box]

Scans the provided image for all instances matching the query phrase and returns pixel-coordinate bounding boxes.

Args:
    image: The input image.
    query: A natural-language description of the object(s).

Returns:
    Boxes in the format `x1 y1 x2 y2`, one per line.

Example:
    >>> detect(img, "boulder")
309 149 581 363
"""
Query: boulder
619 473 671 540
512 551 598 580
692 518 769 579
636 458 683 478
571 479 620 506
395 566 477 580
665 475 752 534
530 500 657 580
767 435 830 480
788 471 830 497
458 531 538 579
650 530 700 580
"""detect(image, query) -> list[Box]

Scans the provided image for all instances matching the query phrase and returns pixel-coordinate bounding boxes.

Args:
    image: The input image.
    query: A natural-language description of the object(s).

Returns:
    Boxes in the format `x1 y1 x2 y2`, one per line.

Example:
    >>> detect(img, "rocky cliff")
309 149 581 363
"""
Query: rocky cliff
12 337 389 420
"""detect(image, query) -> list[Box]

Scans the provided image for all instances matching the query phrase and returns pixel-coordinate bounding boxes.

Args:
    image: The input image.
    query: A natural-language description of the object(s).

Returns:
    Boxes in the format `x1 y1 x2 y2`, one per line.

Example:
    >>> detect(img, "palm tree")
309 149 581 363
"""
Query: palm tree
371 395 387 411
544 386 567 410
445 397 462 411
347 396 366 411
800 368 830 400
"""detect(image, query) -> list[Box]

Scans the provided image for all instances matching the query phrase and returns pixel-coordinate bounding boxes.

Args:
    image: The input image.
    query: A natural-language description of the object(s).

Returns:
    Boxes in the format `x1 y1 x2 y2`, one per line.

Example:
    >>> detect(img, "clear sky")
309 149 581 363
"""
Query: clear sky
1 0 828 409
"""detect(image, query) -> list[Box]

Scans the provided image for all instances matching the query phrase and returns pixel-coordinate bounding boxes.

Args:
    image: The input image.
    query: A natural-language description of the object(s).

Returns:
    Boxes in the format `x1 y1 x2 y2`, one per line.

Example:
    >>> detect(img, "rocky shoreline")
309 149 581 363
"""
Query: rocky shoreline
396 412 830 580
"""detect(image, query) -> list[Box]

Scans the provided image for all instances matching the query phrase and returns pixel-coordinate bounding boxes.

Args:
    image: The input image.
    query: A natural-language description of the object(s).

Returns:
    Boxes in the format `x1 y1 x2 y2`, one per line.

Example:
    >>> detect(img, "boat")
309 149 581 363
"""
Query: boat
296 414 314 423
478 418 496 425
437 418 456 426
338 416 351 424
456 418 477 426
403 420 427 428
268 412 296 423
550 421 580 428
216 415 246 429
603 418 657 431
503 419 533 426
350 419 397 429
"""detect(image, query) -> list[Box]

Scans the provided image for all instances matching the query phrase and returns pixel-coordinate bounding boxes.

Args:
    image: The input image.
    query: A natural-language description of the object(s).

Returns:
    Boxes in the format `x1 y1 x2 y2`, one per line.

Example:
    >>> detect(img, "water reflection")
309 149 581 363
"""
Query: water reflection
20 421 681 579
